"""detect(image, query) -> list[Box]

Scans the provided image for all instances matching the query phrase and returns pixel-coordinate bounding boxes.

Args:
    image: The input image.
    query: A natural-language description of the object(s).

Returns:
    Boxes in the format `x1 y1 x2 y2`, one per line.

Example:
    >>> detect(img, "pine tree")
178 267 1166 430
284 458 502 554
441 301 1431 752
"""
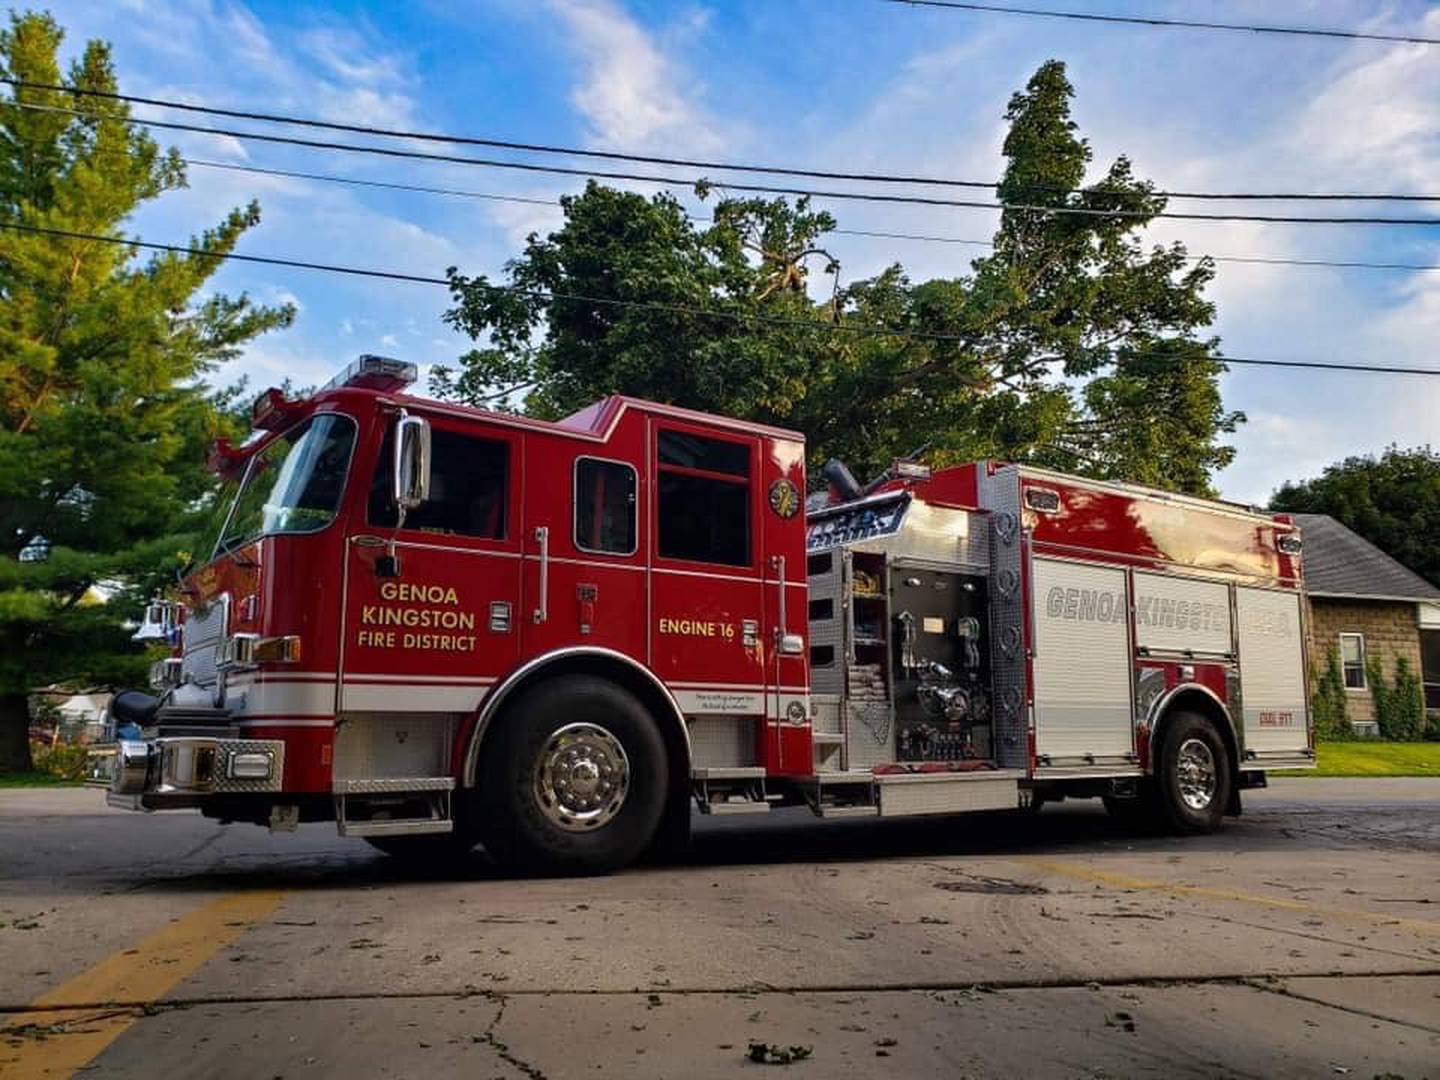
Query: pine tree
0 11 293 771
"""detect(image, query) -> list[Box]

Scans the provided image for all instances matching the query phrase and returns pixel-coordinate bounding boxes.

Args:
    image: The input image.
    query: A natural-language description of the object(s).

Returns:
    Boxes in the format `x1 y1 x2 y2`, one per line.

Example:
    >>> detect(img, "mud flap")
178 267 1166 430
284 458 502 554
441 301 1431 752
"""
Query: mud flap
1226 785 1242 817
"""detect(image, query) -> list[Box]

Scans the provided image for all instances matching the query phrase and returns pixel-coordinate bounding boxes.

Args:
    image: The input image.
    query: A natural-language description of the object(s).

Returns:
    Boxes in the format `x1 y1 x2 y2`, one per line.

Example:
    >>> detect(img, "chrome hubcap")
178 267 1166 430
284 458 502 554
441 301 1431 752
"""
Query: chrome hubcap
534 723 630 832
1176 737 1217 811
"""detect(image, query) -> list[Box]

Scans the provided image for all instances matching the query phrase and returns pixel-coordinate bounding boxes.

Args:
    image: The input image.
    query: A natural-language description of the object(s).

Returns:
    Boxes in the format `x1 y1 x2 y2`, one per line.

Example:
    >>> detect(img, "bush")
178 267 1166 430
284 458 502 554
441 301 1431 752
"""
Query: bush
1311 647 1351 740
1367 654 1426 741
30 742 92 781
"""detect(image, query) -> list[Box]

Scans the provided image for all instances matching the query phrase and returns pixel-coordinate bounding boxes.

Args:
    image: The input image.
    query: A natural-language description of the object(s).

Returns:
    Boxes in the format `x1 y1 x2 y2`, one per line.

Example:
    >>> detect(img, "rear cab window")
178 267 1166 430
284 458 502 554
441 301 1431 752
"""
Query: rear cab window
655 428 753 568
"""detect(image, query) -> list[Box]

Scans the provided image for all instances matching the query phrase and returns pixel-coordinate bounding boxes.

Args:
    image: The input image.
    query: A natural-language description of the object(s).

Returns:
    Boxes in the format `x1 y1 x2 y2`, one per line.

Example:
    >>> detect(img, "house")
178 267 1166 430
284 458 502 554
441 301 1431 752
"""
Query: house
1294 513 1440 735
28 687 114 745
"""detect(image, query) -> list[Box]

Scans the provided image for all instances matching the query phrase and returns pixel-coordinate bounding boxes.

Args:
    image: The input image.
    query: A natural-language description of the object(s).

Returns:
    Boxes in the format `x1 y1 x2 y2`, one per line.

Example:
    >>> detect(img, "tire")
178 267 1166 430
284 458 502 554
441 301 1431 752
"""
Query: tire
364 829 480 863
1153 711 1232 834
477 675 668 875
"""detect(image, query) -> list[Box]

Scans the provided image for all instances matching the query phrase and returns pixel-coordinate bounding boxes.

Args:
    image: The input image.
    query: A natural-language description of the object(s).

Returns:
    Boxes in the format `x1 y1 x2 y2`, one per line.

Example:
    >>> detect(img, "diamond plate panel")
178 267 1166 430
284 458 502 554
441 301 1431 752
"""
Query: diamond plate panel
688 716 757 769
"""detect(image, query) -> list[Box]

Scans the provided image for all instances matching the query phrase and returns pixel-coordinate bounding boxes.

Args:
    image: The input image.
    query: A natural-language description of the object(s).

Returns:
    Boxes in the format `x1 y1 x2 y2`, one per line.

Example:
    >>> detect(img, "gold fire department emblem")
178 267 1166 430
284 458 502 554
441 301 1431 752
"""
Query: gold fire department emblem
768 478 800 519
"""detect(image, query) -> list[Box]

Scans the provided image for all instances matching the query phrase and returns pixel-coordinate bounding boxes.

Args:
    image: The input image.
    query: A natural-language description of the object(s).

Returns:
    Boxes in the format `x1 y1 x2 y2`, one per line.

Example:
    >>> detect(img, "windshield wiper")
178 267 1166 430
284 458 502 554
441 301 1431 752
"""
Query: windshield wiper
214 532 258 567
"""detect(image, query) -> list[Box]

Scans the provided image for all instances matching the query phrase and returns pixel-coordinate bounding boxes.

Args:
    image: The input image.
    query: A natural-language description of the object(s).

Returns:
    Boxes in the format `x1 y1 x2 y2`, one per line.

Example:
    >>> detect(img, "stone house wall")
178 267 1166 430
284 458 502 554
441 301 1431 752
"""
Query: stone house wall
1305 597 1422 726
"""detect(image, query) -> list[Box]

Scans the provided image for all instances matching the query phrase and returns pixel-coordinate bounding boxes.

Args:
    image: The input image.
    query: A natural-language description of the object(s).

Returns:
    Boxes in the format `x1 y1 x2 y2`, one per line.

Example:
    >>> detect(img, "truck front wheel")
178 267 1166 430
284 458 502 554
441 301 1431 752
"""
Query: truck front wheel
478 675 668 875
1154 711 1232 834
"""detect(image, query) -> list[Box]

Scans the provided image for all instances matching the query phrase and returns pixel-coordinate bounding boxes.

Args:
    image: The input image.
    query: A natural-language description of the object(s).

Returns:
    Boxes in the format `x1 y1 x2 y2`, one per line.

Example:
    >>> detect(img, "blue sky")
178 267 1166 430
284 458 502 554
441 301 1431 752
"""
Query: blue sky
44 0 1440 502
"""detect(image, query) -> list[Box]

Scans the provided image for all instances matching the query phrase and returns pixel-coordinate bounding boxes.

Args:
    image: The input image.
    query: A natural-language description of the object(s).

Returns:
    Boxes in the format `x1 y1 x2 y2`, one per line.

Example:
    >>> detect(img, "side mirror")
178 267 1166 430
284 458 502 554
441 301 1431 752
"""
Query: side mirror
393 414 431 512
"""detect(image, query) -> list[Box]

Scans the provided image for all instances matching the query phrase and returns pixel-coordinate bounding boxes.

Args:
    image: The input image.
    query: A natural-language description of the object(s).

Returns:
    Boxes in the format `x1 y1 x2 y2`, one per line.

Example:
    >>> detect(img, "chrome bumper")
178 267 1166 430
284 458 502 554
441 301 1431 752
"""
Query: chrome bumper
105 736 286 809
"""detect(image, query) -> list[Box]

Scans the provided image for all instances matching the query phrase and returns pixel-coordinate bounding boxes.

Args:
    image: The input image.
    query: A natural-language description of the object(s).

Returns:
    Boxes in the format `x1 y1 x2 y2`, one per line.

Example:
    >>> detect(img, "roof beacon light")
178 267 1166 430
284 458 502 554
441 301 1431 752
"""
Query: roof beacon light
325 354 418 393
892 459 932 483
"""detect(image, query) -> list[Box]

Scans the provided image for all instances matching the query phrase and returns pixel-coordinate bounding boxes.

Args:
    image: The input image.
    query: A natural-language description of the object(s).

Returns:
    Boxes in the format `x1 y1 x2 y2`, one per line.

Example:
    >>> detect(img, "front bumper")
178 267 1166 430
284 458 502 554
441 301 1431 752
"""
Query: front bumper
104 736 286 810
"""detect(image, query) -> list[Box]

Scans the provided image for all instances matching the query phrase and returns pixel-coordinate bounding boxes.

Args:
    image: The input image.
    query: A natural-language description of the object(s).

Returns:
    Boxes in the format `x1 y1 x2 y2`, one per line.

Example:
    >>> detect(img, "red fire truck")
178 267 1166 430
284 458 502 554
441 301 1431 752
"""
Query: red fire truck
107 355 1314 873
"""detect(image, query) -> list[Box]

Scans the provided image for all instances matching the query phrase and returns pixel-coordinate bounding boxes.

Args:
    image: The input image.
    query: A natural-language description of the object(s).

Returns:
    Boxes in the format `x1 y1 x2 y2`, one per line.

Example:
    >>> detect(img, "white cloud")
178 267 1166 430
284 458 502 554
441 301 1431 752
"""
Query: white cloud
1281 10 1440 194
546 0 727 153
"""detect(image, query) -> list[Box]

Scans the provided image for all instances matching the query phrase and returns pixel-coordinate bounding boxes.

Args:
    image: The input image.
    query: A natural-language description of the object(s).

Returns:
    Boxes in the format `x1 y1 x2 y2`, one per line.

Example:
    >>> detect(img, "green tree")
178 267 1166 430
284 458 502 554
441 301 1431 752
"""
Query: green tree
0 11 293 772
1310 647 1351 741
438 60 1240 493
1271 446 1440 588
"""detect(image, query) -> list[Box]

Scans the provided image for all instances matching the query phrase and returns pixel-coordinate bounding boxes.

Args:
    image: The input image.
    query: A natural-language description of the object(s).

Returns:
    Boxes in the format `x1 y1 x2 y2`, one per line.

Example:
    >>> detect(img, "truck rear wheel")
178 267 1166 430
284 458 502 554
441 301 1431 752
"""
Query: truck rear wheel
477 675 668 875
1154 711 1232 834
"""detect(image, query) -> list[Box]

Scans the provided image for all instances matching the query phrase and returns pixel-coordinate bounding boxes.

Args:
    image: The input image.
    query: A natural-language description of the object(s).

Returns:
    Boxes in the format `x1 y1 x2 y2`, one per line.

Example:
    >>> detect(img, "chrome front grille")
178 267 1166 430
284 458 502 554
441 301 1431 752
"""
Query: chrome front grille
182 594 230 689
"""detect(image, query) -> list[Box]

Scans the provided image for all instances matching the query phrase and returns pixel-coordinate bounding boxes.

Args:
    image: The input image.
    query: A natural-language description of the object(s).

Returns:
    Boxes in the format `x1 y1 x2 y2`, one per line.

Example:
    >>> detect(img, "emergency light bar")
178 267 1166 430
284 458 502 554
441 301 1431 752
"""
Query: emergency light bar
323 354 418 393
251 387 302 431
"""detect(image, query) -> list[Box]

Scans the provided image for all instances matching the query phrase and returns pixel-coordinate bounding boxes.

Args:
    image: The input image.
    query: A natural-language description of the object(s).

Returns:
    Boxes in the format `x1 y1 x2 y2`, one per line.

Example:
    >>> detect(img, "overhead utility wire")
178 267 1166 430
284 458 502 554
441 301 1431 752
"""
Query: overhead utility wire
181 157 1440 275
5 76 1439 203
878 0 1440 46
15 100 1440 229
4 219 1438 378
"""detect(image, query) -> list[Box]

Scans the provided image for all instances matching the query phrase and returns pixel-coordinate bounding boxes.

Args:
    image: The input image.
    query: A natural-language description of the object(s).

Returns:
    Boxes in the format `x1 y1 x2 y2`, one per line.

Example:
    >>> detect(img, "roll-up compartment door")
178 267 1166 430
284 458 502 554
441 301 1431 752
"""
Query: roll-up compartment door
1032 559 1133 761
1235 587 1309 754
1133 573 1232 657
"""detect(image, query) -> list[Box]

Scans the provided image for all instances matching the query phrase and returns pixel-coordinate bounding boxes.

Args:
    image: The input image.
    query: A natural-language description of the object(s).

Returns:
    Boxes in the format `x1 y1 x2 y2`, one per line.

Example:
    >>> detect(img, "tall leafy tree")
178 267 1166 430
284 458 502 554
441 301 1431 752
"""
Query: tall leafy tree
438 60 1240 493
0 11 293 771
1271 446 1440 587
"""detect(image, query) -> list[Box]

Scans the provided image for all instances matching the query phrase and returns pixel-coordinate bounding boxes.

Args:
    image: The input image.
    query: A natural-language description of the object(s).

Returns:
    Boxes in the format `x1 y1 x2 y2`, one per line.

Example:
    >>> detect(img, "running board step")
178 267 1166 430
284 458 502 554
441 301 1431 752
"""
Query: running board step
335 780 453 837
700 800 771 815
339 818 454 838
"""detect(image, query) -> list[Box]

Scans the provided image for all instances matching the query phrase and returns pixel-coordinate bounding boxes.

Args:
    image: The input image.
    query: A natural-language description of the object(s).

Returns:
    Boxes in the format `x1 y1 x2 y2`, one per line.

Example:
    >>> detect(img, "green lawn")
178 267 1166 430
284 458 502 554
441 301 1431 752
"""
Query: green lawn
0 771 86 788
1278 741 1440 778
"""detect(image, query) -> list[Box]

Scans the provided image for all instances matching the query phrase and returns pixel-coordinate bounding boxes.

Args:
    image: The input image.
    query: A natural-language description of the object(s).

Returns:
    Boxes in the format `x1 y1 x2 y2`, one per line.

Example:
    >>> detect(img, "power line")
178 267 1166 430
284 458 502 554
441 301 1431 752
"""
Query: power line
182 157 1440 276
3 219 1438 378
5 76 1440 204
878 0 1440 46
16 100 1440 230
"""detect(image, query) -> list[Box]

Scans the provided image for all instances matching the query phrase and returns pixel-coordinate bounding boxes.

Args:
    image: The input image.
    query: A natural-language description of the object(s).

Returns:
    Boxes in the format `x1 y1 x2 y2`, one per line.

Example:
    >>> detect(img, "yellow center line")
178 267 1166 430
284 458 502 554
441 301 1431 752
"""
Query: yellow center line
0 890 286 1079
1017 858 1440 936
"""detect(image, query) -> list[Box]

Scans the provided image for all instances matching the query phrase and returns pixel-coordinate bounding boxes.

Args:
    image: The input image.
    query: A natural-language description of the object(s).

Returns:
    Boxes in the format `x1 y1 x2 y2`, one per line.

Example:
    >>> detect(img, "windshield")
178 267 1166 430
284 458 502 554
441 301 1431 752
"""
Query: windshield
216 414 357 556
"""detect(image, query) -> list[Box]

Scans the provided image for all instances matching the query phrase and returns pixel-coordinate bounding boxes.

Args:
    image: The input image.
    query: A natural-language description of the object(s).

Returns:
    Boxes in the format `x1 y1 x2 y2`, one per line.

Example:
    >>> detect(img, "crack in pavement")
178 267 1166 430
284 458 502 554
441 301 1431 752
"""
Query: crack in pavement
4 967 1439 1015
1242 978 1440 1036
473 994 549 1080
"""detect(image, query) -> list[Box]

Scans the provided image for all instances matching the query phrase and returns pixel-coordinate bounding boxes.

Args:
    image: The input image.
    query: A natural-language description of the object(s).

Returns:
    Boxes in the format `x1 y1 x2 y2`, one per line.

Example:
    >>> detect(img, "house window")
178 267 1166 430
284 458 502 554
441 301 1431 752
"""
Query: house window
1339 633 1367 690
1421 629 1440 711
656 430 751 566
369 426 508 539
574 458 637 555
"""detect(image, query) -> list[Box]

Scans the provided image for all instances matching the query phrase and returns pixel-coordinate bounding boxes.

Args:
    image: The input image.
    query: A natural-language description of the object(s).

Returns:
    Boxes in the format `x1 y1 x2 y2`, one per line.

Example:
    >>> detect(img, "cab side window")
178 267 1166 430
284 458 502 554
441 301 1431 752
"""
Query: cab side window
369 425 509 539
656 430 750 566
575 458 637 555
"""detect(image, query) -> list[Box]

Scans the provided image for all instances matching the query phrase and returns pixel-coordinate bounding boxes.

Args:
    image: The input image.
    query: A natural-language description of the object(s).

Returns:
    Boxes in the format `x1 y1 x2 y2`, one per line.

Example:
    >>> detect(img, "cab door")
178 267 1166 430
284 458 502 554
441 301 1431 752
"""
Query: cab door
339 415 522 716
520 438 648 662
646 421 767 732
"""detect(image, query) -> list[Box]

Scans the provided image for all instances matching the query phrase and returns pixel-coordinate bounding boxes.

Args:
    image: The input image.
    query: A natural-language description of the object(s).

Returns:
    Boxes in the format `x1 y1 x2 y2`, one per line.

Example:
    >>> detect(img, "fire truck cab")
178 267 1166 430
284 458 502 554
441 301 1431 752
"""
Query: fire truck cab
107 355 1313 874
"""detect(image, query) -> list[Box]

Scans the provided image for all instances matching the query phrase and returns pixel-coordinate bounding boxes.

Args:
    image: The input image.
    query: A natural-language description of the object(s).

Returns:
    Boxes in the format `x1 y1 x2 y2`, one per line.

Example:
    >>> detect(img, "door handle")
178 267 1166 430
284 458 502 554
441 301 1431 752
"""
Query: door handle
771 555 802 654
533 526 549 624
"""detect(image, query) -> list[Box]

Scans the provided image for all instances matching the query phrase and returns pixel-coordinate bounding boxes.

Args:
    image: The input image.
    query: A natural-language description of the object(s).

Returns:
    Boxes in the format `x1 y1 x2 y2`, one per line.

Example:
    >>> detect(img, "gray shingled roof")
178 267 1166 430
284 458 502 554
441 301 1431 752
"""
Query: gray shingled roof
1293 513 1440 602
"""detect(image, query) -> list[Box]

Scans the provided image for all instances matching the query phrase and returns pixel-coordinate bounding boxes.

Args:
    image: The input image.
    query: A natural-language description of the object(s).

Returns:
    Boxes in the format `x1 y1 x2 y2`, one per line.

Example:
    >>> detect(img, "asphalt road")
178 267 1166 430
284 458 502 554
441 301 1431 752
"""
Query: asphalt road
2 779 1437 1079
